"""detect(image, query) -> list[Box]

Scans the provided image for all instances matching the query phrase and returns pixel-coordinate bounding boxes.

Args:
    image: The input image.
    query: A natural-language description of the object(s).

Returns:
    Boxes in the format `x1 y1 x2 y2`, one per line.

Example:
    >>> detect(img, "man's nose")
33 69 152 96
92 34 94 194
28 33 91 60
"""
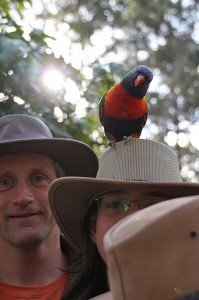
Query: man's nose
13 183 34 207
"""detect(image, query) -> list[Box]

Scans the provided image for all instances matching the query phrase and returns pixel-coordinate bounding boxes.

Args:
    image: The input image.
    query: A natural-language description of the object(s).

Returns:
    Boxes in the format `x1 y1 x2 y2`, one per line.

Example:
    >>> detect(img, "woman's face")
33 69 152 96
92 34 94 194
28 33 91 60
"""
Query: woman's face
91 188 170 263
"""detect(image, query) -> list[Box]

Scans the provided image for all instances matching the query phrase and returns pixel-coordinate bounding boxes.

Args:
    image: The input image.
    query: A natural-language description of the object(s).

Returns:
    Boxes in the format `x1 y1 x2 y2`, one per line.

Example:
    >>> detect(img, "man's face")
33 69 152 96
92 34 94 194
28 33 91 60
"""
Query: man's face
0 153 58 249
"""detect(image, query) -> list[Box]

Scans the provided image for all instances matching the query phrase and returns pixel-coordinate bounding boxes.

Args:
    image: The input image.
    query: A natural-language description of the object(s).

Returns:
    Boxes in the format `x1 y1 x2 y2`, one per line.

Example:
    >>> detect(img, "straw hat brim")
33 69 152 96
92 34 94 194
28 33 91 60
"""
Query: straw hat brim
0 139 98 177
49 177 199 252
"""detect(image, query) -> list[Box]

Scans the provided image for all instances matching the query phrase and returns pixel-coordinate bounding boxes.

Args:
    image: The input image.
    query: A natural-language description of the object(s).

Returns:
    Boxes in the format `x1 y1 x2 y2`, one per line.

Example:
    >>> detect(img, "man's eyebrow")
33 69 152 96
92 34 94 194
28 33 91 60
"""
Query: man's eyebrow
29 168 55 177
0 171 13 177
30 168 46 173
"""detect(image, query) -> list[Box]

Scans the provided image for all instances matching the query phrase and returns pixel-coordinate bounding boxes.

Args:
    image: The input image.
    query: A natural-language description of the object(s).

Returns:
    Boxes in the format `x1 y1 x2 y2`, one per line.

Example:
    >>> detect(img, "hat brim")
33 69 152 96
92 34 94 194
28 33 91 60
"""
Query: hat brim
49 177 199 252
89 291 112 300
0 139 98 177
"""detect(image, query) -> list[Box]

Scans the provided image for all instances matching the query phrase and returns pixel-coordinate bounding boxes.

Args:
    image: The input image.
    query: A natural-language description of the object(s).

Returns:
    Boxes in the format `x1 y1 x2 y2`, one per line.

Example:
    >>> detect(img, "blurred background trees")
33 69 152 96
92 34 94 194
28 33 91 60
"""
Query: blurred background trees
0 0 199 181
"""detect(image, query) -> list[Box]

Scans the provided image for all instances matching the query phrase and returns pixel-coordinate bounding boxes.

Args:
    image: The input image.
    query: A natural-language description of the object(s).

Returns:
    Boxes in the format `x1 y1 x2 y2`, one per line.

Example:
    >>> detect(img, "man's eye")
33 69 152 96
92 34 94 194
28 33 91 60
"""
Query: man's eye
33 175 46 183
0 178 12 188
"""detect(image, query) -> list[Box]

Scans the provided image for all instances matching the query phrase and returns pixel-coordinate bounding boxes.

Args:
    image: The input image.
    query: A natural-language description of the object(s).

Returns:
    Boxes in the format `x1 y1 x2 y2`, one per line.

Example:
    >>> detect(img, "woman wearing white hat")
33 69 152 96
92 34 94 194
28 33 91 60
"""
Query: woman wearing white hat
49 138 199 300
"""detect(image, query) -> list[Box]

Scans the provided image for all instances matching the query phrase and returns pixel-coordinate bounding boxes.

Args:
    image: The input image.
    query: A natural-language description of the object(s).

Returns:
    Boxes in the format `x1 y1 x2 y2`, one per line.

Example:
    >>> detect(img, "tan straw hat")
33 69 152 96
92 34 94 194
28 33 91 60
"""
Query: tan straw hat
90 195 199 300
0 114 98 176
49 138 199 252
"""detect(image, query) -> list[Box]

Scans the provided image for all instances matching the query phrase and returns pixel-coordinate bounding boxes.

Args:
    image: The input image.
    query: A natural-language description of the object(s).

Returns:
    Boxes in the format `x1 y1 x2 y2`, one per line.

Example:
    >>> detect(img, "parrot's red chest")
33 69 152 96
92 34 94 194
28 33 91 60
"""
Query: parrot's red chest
104 83 147 119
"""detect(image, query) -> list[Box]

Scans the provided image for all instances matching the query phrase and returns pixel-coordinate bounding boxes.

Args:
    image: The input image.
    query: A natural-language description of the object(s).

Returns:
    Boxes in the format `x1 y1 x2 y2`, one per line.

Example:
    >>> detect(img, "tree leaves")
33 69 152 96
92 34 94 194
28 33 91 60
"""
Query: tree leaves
0 0 199 181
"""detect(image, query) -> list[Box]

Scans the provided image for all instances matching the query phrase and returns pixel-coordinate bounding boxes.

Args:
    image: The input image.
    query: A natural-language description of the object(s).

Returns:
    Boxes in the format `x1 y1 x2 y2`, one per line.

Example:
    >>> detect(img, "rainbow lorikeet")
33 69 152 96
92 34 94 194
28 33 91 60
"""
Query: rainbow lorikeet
99 65 153 145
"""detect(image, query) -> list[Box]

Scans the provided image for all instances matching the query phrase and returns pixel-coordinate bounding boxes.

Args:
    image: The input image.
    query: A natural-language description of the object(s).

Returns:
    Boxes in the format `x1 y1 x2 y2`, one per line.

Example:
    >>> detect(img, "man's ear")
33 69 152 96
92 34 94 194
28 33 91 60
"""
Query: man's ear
90 216 97 243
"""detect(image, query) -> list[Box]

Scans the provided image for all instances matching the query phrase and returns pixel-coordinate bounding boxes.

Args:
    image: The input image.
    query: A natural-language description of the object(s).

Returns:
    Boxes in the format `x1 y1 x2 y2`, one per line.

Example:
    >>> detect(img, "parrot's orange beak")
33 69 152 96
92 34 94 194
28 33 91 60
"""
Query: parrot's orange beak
134 74 145 87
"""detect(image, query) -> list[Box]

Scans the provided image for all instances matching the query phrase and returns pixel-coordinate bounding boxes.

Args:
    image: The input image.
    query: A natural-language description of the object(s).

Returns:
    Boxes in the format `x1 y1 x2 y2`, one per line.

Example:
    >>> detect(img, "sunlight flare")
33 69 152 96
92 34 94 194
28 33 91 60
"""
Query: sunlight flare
41 67 65 91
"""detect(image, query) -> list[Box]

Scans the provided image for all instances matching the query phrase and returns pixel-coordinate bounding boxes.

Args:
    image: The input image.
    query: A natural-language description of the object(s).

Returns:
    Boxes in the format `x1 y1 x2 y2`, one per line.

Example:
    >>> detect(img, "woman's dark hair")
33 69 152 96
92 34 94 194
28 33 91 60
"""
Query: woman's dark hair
61 199 109 300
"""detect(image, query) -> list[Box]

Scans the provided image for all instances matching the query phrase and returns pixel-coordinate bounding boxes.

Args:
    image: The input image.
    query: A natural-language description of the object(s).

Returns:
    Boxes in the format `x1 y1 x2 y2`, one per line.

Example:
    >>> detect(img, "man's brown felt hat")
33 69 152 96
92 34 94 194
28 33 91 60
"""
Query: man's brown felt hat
0 114 98 177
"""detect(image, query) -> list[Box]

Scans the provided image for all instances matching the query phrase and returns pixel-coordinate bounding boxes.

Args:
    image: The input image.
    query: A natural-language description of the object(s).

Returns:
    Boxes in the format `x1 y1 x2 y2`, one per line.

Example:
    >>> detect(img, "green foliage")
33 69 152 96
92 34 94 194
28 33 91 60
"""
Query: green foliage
0 0 31 22
0 0 199 181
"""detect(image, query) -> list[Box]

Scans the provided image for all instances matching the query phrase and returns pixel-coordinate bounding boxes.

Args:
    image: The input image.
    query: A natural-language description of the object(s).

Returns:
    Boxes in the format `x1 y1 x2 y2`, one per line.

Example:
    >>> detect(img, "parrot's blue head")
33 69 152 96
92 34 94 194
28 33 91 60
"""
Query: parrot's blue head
121 65 153 98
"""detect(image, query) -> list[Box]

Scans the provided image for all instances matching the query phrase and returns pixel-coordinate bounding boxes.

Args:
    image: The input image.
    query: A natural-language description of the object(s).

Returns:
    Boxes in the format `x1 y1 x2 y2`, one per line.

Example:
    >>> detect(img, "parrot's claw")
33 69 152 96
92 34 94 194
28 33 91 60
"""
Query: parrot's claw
123 136 132 145
108 140 116 147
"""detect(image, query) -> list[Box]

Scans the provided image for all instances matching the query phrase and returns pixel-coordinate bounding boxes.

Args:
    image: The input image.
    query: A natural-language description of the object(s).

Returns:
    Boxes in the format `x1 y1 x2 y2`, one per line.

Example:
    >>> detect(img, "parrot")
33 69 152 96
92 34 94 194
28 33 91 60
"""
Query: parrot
99 65 153 146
